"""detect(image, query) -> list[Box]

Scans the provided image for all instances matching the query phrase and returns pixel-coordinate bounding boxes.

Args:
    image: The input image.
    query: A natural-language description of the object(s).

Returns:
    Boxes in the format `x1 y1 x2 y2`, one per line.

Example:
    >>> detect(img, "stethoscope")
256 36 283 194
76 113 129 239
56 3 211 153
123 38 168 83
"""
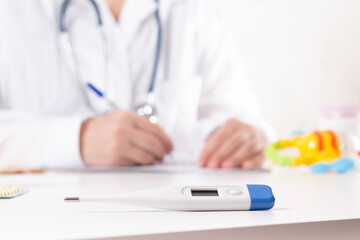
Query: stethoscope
59 0 161 123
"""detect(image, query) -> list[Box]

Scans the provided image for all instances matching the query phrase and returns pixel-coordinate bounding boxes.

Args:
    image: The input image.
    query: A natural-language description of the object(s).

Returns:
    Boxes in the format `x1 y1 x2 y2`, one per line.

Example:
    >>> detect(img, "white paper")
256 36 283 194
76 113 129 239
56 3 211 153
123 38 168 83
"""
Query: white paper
51 161 269 173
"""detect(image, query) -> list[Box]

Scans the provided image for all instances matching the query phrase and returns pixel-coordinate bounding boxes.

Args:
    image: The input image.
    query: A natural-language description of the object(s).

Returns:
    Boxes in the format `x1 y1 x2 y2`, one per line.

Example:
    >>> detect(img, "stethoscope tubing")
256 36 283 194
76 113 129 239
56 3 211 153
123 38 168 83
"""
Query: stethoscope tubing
59 0 161 114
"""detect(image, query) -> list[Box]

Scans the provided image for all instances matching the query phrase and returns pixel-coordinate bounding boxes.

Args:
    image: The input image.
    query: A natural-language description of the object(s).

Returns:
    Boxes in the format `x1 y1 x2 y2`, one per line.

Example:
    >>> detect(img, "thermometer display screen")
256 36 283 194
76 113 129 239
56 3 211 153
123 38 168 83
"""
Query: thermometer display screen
191 189 219 197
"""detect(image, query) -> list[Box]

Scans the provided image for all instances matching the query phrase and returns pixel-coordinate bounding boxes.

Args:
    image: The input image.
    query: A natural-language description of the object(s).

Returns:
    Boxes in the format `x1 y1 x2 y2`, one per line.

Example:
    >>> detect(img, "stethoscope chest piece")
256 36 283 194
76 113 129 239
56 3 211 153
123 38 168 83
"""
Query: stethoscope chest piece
136 104 158 124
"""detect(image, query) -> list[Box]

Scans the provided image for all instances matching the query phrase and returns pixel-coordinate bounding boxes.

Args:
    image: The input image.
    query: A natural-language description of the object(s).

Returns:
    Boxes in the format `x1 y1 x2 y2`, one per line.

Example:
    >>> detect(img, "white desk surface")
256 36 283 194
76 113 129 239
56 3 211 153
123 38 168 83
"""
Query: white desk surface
1 166 360 240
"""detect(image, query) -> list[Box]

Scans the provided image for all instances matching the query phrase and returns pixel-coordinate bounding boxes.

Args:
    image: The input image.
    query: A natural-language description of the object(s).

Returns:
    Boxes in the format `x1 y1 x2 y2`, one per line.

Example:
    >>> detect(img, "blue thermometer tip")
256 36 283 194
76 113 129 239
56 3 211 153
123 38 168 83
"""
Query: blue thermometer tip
87 83 104 97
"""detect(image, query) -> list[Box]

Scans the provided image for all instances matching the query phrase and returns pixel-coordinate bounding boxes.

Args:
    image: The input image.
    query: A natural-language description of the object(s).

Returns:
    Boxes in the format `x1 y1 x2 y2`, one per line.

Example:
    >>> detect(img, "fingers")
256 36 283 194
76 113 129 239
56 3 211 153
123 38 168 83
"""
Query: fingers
128 128 167 161
107 110 172 165
205 130 245 168
220 138 264 169
223 152 265 170
113 110 173 151
122 144 158 165
126 111 173 153
81 111 174 167
198 119 267 170
103 135 161 166
199 121 239 167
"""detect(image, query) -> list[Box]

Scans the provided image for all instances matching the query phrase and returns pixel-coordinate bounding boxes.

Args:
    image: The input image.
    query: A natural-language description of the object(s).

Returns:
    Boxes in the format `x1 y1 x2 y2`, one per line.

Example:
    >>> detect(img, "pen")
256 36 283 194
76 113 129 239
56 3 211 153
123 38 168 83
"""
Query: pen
87 82 118 111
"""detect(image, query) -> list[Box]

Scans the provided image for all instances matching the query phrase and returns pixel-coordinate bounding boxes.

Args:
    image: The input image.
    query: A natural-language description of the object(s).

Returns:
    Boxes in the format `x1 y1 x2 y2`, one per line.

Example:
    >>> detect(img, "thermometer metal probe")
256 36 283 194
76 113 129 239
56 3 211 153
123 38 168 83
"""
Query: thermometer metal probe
64 185 275 211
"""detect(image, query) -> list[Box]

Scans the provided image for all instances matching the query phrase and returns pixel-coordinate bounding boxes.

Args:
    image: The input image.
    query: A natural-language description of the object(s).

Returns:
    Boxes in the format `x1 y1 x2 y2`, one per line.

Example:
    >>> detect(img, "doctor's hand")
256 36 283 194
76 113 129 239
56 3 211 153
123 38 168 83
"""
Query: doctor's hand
198 119 268 170
79 111 173 167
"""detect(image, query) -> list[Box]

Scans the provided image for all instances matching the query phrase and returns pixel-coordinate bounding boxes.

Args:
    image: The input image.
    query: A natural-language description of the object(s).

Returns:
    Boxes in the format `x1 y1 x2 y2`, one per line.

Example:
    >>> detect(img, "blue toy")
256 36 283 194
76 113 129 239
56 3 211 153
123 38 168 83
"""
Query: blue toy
310 157 355 174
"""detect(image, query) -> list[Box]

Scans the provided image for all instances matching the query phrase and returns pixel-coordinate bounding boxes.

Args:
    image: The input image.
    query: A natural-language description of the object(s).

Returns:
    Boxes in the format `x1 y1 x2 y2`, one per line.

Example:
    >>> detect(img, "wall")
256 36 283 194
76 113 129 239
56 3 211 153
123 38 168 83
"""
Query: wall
223 0 360 136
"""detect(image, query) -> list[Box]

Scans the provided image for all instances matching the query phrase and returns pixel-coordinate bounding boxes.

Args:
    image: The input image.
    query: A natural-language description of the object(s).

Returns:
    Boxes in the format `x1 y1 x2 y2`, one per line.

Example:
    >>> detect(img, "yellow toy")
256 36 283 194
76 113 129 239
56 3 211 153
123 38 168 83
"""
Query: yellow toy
266 130 341 166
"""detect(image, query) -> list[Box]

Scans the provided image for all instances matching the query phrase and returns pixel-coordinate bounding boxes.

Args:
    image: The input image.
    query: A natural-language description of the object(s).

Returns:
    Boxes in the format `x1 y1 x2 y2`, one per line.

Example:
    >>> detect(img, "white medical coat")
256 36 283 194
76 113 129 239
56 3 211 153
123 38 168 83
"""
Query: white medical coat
0 0 274 170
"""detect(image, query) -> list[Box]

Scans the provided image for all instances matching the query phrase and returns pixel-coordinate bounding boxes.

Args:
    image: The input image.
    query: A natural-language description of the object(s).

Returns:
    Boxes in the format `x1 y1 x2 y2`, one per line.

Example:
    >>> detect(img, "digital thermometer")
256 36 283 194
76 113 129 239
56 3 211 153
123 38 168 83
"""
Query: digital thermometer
65 185 275 211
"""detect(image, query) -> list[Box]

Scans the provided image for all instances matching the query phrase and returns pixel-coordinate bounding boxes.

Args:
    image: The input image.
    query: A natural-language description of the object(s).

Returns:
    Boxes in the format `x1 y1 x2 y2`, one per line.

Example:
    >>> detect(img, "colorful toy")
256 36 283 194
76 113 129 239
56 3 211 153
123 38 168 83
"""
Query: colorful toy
266 130 358 173
266 130 341 166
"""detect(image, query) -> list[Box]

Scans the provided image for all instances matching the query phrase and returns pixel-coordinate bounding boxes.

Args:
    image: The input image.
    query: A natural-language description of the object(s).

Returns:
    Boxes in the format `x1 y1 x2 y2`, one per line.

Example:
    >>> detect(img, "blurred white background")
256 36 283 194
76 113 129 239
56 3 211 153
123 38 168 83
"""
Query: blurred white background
223 0 360 137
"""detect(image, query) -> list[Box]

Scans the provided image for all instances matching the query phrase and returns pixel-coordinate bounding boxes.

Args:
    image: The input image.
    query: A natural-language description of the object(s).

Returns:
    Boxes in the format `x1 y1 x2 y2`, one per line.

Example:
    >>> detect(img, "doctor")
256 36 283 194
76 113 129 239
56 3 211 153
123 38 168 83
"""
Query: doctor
0 0 273 170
